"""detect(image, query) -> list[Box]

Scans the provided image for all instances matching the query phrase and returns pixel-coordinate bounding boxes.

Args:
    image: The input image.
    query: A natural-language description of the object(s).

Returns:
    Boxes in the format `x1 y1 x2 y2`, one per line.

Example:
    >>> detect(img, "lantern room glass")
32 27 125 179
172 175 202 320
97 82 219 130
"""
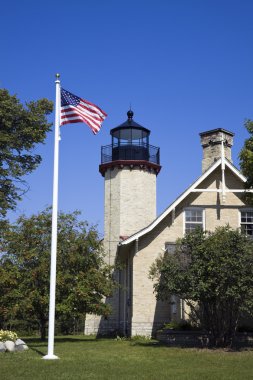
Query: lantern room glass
111 127 149 148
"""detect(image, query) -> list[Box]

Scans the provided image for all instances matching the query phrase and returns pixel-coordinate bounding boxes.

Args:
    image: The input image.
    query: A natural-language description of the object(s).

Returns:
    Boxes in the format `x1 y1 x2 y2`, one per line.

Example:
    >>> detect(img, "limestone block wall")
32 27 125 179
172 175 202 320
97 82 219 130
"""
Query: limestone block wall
103 166 157 264
130 216 181 336
131 215 174 336
200 129 234 173
119 168 157 235
104 168 121 266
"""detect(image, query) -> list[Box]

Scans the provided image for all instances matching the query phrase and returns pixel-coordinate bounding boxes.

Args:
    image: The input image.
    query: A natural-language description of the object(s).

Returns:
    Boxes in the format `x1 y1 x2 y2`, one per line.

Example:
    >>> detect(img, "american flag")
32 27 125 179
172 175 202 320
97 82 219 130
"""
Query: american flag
61 88 107 134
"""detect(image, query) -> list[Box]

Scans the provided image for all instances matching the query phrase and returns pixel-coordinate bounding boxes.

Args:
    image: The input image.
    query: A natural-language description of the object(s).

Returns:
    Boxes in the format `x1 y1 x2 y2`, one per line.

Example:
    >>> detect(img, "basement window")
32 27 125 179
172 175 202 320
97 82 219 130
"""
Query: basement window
184 208 204 235
240 210 253 237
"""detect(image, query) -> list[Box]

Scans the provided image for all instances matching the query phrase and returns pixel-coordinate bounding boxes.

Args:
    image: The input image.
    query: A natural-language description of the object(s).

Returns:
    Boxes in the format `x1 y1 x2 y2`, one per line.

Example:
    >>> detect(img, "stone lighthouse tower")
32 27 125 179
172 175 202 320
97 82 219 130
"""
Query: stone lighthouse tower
97 110 161 333
99 110 161 265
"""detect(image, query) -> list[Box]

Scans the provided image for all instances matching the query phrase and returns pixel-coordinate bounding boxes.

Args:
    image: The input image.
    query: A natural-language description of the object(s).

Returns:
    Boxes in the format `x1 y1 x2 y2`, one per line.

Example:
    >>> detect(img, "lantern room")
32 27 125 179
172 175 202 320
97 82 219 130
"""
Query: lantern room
99 110 161 176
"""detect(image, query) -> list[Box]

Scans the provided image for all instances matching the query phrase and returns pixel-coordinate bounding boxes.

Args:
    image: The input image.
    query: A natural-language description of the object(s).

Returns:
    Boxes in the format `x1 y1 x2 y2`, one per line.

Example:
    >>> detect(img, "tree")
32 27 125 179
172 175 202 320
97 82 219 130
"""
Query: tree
0 89 53 216
150 226 253 347
0 209 116 340
239 119 253 204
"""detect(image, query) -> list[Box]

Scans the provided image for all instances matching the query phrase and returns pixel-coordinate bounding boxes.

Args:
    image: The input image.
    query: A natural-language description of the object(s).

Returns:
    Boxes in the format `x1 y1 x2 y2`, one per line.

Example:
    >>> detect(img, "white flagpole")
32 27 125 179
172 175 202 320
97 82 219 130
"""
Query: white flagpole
43 74 61 360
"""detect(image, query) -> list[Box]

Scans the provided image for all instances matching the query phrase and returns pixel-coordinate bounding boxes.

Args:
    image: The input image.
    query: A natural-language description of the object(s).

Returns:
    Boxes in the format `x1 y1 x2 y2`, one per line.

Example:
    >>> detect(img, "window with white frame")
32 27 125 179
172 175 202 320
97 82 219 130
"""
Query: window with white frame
240 210 253 237
184 208 204 234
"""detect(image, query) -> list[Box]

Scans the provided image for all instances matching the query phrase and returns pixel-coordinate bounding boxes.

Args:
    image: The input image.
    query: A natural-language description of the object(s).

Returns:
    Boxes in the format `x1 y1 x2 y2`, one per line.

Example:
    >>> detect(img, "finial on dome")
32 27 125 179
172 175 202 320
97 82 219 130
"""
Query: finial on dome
127 109 134 120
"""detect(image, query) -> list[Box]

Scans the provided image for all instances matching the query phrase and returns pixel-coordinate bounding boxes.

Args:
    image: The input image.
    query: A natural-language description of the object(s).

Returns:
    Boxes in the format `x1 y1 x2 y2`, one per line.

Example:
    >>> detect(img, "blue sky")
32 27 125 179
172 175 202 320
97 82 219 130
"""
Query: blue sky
2 0 253 235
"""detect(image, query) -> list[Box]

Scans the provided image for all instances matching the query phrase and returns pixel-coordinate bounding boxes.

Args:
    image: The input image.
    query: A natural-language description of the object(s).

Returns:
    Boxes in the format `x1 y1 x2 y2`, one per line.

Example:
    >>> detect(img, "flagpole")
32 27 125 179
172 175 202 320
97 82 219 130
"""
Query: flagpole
43 74 61 360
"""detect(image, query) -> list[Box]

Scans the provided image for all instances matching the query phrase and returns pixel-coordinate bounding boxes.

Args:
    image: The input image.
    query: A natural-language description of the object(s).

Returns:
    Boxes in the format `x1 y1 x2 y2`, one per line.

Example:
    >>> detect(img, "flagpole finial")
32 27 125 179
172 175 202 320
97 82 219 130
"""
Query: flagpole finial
55 74 60 83
127 109 134 120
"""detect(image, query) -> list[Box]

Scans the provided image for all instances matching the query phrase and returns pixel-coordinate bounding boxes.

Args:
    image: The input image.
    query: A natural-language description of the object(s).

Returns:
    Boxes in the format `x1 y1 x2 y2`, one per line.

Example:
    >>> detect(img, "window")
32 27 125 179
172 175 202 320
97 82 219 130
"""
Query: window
184 209 204 234
240 210 253 237
165 242 176 254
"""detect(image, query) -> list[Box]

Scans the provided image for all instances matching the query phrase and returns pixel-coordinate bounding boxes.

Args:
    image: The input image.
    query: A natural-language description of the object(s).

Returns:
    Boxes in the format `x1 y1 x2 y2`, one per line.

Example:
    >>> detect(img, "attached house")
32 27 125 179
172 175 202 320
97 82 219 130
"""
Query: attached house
85 112 253 336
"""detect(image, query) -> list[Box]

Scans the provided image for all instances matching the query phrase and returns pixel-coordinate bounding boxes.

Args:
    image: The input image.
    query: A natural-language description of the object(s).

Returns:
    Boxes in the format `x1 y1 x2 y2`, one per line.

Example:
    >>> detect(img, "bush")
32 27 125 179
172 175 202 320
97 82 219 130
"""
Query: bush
0 329 18 342
163 320 196 331
2 319 40 336
237 325 253 333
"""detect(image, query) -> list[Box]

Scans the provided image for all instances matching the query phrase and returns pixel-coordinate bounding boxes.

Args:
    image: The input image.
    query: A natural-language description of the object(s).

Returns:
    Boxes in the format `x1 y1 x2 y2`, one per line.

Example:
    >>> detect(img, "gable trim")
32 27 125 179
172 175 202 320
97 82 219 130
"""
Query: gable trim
120 159 248 246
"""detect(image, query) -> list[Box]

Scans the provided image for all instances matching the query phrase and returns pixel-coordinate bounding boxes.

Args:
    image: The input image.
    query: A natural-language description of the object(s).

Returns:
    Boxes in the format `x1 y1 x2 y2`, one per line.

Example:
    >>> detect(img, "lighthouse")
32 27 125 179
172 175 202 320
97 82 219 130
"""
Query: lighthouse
99 110 161 266
97 111 161 334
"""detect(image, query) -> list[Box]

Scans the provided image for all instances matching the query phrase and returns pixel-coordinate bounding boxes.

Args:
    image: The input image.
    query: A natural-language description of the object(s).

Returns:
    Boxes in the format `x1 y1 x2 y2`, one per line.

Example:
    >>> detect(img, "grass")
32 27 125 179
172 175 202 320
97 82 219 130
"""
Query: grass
1 336 253 380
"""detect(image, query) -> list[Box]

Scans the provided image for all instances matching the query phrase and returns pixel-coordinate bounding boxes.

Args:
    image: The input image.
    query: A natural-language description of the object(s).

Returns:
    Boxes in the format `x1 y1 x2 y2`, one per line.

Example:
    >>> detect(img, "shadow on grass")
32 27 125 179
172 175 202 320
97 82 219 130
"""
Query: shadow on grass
25 337 98 344
130 341 168 348
25 336 100 357
29 346 46 357
131 340 253 352
131 341 211 350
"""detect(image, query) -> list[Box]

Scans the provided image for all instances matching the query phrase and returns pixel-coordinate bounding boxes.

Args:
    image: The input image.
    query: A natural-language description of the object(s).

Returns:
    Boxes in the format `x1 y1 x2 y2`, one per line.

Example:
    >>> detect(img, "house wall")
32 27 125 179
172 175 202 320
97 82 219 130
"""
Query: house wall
130 167 248 336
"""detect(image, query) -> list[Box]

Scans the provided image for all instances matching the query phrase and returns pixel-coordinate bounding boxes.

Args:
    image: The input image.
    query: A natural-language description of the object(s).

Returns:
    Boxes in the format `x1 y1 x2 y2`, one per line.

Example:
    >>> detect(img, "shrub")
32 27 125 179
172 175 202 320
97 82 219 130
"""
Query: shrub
163 320 195 331
0 329 18 342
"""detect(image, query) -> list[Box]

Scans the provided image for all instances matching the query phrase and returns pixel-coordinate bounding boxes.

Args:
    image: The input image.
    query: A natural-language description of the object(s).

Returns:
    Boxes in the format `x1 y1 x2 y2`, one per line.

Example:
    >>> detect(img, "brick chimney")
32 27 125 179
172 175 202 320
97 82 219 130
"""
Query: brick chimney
199 128 234 173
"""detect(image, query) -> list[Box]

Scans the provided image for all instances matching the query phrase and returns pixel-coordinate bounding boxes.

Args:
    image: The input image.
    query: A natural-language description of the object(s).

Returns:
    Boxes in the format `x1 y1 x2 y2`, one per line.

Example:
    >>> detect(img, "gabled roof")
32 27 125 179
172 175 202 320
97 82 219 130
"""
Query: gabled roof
119 158 247 246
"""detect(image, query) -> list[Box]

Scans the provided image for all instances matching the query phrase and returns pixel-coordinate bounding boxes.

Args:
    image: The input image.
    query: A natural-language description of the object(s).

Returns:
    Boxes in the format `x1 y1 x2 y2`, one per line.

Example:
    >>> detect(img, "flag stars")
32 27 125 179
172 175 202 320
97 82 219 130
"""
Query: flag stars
61 89 80 107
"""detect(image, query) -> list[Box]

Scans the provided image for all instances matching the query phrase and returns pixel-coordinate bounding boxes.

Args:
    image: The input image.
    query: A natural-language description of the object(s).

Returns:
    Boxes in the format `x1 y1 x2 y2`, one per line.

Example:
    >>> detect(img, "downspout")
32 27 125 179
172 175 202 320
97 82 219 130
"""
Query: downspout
221 133 226 203
123 255 126 335
135 238 139 256
127 252 131 336
180 299 185 320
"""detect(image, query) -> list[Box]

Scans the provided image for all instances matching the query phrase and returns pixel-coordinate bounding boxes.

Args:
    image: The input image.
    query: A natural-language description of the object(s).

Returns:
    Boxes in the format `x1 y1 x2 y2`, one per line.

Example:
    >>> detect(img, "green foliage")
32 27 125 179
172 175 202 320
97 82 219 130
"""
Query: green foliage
0 209 116 339
0 329 18 342
163 320 194 331
130 335 151 342
150 226 253 347
0 89 53 216
115 335 152 343
239 119 253 205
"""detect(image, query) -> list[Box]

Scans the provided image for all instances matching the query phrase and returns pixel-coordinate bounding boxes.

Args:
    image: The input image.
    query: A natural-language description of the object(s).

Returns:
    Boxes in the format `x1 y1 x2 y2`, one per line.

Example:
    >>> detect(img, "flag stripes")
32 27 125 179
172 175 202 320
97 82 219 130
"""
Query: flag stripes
61 88 107 134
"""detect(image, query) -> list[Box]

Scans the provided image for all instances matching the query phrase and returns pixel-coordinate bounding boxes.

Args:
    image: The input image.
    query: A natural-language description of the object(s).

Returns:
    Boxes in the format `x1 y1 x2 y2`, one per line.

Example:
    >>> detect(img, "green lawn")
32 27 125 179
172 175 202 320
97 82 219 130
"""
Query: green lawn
1 336 253 380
